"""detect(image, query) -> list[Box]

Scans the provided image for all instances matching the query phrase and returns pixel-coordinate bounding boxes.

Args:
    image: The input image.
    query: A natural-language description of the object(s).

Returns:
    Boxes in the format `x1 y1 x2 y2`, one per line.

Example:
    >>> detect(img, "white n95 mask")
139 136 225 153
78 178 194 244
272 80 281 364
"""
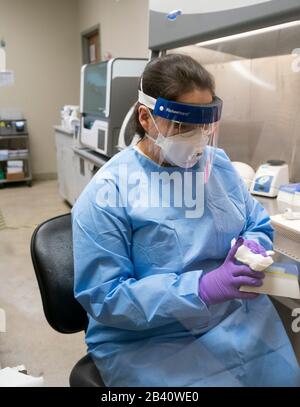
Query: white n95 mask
138 86 222 179
147 113 210 168
154 130 209 168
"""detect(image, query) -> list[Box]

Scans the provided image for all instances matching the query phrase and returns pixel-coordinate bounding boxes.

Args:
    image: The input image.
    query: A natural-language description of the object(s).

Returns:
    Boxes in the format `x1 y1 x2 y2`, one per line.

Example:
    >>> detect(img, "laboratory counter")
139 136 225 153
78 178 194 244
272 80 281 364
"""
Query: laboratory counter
53 125 73 136
257 195 300 309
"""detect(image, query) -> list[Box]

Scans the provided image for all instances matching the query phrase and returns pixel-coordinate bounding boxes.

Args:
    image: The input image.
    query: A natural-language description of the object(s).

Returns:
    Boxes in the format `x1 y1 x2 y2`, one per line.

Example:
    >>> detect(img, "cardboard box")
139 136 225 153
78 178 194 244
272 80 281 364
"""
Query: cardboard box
6 171 25 181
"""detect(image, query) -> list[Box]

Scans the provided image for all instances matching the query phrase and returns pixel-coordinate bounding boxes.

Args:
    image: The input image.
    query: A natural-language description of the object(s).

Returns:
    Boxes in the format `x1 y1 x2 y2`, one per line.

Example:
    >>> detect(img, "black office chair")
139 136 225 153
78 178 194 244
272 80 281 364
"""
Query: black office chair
30 213 105 387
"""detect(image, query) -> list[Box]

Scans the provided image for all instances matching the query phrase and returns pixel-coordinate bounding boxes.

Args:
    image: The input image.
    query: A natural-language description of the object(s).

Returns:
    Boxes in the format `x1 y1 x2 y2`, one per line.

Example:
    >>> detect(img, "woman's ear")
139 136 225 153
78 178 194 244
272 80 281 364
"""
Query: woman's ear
138 105 152 134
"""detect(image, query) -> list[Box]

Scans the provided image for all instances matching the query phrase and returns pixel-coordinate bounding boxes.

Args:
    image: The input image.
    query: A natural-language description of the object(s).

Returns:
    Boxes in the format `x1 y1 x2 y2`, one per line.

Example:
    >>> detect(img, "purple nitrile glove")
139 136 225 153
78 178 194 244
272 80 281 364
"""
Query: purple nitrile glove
240 237 268 257
198 238 265 306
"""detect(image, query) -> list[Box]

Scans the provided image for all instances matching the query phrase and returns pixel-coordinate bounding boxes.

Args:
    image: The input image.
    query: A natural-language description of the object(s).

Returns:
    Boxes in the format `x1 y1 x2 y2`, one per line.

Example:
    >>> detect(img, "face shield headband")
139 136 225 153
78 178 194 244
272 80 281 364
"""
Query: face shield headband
138 89 223 125
137 80 223 182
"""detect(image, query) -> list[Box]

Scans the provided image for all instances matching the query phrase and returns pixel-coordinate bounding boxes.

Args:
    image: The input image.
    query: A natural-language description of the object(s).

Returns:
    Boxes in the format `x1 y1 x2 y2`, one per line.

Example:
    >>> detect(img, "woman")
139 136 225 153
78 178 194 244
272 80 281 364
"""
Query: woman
72 54 300 387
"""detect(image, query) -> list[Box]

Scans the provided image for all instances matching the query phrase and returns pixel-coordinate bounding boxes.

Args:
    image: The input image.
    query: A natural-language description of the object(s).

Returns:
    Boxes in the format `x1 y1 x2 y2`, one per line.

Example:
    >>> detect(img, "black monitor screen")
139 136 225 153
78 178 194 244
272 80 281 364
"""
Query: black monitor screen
83 62 108 118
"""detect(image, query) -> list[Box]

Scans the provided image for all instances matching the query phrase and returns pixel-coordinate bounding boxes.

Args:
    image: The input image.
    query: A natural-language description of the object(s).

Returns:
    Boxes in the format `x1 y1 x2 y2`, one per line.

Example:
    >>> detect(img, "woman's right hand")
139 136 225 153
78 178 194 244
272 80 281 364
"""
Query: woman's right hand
198 239 265 306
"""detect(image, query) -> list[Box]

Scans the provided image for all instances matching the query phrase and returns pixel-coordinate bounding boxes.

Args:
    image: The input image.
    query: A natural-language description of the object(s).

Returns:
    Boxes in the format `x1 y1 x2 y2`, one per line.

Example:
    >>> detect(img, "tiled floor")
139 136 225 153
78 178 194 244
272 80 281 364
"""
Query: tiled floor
0 180 86 386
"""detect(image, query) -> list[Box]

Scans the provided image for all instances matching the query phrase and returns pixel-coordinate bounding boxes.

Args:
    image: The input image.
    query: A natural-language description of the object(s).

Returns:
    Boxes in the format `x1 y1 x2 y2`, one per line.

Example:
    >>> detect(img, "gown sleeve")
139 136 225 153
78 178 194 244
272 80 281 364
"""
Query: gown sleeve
239 172 274 250
72 180 210 332
213 148 274 251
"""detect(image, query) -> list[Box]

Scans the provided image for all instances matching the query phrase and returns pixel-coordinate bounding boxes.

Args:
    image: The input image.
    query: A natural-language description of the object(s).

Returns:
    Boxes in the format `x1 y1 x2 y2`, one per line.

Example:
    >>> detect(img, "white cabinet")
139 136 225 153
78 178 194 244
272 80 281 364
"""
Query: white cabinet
73 149 108 200
54 127 78 205
54 126 108 206
74 154 96 196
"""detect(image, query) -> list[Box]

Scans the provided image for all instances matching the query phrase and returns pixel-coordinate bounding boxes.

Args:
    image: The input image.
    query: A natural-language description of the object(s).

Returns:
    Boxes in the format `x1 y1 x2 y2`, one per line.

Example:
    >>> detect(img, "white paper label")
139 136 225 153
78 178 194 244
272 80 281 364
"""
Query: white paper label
0 70 15 87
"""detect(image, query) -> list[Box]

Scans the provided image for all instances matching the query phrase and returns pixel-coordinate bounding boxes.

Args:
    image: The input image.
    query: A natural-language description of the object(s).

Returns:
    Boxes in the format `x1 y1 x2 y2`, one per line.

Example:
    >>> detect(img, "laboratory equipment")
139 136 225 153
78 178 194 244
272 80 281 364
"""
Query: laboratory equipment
69 108 80 132
149 1 300 182
283 208 300 221
166 9 182 21
149 1 300 52
277 184 300 208
61 105 80 131
80 58 147 157
232 161 255 190
250 161 289 198
15 121 25 132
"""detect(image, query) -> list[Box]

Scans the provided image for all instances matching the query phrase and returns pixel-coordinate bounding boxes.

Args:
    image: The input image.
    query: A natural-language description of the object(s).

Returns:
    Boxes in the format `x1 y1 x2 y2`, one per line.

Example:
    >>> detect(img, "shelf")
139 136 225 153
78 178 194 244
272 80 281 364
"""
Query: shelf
0 155 29 162
0 119 32 187
0 176 32 184
0 134 29 140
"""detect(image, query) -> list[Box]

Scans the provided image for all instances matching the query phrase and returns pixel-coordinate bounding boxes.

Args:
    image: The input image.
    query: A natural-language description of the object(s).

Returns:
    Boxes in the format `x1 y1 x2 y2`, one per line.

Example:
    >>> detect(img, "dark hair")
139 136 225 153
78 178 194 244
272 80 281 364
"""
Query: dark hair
131 53 216 138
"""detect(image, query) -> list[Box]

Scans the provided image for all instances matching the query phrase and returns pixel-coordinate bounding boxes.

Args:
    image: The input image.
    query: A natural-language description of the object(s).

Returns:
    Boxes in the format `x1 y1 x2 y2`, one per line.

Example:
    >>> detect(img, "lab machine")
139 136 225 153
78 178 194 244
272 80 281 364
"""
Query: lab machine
277 184 300 208
80 58 147 157
250 160 289 198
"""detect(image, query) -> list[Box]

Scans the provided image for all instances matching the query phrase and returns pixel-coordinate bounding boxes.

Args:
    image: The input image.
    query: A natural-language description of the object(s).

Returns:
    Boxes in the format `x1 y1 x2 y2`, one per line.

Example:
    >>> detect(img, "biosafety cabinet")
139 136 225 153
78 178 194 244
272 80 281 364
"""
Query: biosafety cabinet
149 1 300 52
80 58 147 157
149 0 300 182
148 1 300 320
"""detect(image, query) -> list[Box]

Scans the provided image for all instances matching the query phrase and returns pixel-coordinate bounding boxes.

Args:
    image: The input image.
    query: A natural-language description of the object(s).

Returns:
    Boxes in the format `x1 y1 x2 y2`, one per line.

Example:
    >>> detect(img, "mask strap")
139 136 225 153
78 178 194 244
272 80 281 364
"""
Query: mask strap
145 108 162 144
147 108 160 133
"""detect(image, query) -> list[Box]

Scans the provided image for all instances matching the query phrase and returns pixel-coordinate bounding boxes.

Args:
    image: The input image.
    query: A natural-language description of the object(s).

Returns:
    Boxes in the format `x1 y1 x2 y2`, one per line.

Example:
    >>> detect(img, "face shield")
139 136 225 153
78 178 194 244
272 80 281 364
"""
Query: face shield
138 87 223 182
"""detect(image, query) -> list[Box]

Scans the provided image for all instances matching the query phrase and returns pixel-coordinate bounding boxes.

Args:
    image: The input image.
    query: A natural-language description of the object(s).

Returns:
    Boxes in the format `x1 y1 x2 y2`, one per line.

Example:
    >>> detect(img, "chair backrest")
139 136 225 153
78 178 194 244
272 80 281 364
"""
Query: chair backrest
31 213 88 334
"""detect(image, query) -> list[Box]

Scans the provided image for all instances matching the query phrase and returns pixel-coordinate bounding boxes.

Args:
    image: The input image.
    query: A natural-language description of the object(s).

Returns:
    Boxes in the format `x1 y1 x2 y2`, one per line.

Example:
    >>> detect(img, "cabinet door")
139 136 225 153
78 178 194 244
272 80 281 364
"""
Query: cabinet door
55 131 77 205
73 155 97 203
63 145 77 205
55 133 68 200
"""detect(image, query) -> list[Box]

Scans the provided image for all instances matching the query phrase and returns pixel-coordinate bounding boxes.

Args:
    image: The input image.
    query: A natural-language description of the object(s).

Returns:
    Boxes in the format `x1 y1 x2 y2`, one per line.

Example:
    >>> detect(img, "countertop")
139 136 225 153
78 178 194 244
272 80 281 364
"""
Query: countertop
256 195 300 309
53 125 73 136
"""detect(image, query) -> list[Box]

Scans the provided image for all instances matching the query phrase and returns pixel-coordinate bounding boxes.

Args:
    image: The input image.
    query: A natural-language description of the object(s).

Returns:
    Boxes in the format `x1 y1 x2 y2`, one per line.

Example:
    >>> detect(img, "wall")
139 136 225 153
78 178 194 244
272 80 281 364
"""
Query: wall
0 0 150 178
78 0 149 60
170 45 300 182
0 0 81 179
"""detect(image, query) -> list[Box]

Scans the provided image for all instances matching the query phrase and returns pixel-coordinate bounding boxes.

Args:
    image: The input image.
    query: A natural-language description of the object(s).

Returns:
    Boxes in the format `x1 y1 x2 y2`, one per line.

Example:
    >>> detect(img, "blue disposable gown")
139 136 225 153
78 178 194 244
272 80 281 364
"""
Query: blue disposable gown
72 146 300 387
